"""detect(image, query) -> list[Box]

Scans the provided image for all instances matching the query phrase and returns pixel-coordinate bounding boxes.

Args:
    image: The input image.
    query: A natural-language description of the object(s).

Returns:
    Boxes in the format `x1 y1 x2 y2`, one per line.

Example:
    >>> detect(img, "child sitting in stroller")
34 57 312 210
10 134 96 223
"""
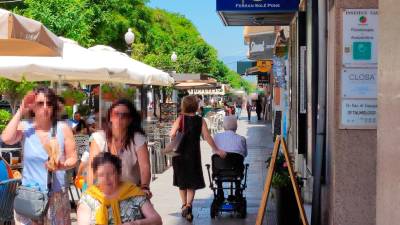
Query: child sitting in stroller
206 115 249 218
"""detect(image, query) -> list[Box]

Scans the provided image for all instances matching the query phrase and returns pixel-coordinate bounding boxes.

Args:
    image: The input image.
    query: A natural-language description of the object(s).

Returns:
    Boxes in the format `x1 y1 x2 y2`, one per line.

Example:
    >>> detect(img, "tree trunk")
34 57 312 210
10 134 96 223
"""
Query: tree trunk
5 96 19 115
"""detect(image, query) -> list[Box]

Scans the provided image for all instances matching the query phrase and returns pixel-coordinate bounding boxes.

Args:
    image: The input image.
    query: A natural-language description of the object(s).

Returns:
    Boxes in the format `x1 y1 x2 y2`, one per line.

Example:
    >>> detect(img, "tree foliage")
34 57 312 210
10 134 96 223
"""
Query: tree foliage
0 78 37 113
5 0 253 92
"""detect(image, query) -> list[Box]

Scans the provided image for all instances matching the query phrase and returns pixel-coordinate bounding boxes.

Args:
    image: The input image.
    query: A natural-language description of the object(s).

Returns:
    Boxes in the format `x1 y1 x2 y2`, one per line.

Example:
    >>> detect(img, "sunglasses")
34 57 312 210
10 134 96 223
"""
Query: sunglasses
35 101 53 108
111 111 131 119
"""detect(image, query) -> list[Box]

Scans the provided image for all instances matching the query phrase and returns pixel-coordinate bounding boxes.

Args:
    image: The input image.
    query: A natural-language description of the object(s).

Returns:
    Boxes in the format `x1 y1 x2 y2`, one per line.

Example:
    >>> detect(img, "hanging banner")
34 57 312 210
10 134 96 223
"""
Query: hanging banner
257 60 273 73
342 9 378 67
273 56 286 88
248 34 275 60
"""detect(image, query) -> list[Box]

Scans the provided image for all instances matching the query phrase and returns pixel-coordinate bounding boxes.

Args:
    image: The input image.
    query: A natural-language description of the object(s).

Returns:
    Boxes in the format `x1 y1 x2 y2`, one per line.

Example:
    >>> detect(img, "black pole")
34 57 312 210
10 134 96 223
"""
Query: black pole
140 85 147 120
311 0 328 224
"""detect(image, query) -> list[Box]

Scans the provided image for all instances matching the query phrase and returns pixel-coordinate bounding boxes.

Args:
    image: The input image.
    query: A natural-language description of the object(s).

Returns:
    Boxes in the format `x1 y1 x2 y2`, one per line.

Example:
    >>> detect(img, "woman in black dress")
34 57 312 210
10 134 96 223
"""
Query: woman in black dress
170 95 226 222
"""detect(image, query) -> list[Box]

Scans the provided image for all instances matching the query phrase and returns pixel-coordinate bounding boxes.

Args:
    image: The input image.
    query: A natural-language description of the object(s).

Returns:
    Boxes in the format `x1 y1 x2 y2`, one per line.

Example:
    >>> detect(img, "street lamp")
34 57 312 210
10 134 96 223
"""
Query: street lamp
171 51 177 63
124 28 135 55
169 52 178 103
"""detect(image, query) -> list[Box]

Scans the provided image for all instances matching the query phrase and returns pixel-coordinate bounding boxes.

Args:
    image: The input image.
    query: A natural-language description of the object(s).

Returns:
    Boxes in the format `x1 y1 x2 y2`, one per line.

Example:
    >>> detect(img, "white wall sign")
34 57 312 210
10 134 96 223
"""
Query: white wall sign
343 9 378 67
341 99 377 128
341 68 377 98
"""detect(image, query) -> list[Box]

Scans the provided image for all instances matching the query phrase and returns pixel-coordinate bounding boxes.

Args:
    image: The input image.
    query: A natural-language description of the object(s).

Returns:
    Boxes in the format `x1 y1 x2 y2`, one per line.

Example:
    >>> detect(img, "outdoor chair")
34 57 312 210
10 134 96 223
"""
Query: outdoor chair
74 134 89 158
0 179 21 224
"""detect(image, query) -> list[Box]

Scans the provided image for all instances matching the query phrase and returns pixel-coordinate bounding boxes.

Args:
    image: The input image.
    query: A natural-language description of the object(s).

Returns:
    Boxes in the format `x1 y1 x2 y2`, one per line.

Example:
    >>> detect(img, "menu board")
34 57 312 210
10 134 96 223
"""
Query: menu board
160 103 177 122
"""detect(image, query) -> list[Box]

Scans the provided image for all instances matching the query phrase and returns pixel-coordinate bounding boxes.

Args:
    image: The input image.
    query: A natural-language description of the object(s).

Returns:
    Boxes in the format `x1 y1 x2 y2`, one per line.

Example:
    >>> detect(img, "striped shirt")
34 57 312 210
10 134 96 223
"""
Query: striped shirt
214 131 247 157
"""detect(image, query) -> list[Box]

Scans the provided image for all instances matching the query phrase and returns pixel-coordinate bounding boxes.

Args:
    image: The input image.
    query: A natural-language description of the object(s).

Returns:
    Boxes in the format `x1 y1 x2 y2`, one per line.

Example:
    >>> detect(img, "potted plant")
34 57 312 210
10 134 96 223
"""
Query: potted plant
114 85 136 100
123 86 136 100
61 88 87 106
266 153 302 225
101 84 115 101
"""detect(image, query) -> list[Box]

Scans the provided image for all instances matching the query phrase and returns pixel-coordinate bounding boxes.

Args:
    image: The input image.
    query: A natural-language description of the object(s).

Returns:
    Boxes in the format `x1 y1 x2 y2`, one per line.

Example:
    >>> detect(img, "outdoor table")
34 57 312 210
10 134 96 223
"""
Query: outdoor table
0 147 23 170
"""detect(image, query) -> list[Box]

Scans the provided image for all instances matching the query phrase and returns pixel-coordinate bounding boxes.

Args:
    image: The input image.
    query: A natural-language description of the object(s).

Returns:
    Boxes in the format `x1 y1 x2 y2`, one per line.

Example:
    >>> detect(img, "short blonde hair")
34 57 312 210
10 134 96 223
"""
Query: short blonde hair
181 95 199 114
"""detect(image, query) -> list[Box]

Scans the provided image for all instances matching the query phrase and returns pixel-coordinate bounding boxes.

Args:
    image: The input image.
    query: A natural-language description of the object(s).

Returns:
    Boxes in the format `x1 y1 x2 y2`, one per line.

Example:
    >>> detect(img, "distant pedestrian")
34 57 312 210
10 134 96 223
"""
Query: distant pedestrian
256 99 262 120
246 98 252 121
196 95 204 117
234 101 242 120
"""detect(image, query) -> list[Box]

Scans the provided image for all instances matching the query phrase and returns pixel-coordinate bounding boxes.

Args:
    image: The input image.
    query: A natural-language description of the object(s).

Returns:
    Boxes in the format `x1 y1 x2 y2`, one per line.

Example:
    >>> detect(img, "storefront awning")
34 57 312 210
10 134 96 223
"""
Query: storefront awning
173 73 220 90
216 0 299 26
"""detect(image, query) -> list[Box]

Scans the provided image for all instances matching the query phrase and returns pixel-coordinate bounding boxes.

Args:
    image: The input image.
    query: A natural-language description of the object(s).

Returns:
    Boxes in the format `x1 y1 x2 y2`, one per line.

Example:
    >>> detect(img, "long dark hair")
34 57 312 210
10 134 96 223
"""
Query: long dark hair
30 86 59 125
105 99 145 149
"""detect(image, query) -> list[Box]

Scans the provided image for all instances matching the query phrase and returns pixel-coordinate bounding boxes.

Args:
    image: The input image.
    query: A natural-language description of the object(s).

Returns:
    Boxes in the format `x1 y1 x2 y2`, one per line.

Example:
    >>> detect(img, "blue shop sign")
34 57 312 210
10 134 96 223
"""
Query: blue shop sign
217 0 299 12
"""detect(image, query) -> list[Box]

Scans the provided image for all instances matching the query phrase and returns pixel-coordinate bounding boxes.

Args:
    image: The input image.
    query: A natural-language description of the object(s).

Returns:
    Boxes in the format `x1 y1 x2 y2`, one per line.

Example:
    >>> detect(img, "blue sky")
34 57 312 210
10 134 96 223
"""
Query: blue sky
147 0 248 71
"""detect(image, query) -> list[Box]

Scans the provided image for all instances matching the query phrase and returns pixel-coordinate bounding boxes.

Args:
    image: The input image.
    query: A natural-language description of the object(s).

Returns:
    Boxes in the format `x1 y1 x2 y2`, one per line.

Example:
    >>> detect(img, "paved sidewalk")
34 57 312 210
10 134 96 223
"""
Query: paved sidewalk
151 113 276 225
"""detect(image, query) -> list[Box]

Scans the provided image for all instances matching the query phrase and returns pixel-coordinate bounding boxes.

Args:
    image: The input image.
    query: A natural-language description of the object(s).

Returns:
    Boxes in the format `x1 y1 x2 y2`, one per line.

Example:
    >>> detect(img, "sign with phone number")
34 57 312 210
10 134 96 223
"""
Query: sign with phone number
341 99 376 128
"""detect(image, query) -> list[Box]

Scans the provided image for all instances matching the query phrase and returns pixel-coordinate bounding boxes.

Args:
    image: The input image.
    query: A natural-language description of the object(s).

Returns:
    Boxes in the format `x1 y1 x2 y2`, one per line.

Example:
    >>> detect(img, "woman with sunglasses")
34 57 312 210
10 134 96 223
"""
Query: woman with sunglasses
1 87 77 225
87 99 152 198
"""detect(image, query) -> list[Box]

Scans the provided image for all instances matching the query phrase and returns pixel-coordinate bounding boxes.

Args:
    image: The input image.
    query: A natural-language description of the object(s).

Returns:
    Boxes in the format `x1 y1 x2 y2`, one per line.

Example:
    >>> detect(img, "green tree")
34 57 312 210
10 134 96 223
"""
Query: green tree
18 0 94 46
0 78 37 113
6 1 251 91
0 109 12 132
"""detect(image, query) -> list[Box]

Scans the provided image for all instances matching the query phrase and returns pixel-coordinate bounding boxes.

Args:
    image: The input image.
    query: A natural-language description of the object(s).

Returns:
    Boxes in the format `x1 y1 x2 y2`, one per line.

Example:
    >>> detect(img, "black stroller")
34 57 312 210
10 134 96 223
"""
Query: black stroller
206 153 249 218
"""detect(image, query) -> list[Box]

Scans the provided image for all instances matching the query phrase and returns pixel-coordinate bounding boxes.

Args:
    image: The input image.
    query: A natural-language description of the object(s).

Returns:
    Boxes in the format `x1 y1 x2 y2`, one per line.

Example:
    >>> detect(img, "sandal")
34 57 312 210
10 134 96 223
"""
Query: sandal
181 205 188 217
186 205 193 222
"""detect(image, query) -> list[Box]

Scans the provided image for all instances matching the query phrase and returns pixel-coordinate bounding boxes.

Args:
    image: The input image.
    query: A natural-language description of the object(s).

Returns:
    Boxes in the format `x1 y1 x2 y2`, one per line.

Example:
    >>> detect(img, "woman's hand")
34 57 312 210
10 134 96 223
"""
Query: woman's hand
44 159 70 171
0 92 33 144
20 91 36 116
141 187 153 199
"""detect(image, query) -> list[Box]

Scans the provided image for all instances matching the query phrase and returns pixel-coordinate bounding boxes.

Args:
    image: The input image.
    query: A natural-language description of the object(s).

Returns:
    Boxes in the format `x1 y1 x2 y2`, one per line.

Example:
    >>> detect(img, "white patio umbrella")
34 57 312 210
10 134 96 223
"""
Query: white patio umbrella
88 45 173 86
87 45 144 85
0 38 126 84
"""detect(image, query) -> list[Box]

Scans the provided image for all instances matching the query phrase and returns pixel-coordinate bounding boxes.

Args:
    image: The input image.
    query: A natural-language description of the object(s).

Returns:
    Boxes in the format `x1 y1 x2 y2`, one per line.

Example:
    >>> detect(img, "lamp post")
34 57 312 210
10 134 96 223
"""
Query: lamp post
169 52 178 103
171 51 177 63
124 28 135 56
124 28 145 117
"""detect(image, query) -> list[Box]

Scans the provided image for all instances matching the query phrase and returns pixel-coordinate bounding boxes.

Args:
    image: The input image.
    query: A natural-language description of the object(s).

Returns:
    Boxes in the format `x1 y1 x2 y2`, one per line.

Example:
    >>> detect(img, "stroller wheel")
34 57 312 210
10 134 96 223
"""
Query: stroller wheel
210 200 219 219
237 198 247 218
